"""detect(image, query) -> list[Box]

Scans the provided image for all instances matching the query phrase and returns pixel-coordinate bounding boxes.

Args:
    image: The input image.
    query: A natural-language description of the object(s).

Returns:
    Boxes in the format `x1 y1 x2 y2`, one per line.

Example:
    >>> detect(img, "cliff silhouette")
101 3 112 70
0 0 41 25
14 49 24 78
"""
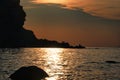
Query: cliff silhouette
0 0 85 48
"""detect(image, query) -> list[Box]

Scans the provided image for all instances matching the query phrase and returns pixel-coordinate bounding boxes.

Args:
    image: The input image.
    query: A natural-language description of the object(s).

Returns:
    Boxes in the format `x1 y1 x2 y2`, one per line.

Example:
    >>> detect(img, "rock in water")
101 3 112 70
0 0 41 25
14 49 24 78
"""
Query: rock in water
9 66 49 80
105 61 120 64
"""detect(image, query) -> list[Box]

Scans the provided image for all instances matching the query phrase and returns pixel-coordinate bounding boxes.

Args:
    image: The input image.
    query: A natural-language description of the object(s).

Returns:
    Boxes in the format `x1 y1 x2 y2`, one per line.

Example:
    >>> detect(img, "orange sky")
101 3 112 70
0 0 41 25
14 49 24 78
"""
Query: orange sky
21 0 120 47
31 0 120 20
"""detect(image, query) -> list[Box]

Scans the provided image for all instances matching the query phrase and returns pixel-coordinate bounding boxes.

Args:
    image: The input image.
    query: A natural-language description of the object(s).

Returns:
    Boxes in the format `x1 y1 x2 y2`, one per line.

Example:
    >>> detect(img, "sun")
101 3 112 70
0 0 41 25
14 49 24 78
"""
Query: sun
32 0 67 4
31 0 82 9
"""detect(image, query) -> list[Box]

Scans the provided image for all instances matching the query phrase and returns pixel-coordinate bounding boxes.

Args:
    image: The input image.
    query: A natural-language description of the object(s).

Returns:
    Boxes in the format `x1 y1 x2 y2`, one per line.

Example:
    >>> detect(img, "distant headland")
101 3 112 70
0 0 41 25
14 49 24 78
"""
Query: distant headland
0 0 85 48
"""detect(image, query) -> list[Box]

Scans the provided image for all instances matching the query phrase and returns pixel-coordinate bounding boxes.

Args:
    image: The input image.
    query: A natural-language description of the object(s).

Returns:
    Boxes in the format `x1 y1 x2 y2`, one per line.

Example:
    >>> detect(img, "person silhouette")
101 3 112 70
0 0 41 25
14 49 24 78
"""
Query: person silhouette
9 66 49 80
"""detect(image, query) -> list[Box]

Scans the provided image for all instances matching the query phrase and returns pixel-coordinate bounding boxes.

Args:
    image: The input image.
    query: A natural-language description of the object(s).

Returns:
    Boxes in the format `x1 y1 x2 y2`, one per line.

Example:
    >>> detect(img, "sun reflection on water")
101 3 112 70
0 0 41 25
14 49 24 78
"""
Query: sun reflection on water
41 48 64 80
46 75 59 80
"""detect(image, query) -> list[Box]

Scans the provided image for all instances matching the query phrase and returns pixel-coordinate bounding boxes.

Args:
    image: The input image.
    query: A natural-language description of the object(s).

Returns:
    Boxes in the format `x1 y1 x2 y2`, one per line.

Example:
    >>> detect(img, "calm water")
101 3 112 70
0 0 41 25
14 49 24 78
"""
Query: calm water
0 48 120 80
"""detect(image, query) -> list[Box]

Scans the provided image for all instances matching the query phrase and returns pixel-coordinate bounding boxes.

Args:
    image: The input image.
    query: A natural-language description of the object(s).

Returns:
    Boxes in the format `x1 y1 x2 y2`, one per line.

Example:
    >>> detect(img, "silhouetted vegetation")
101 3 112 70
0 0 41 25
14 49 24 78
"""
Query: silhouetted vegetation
33 39 85 48
0 0 85 48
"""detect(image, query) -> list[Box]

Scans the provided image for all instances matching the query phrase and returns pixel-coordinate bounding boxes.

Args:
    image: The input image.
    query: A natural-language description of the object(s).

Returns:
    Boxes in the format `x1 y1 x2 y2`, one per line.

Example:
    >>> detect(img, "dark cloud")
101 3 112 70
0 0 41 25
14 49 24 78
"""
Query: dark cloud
20 2 120 46
24 3 120 28
26 0 120 20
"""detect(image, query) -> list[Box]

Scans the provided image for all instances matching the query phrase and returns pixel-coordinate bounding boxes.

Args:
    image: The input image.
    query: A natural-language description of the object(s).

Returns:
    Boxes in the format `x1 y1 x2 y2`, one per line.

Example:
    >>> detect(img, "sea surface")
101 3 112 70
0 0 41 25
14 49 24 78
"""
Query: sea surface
0 48 120 80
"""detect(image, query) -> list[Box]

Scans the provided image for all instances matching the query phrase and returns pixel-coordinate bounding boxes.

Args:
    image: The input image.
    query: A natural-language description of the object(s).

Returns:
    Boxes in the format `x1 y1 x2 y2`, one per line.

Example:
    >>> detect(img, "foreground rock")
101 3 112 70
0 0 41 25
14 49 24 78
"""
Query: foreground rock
9 66 49 80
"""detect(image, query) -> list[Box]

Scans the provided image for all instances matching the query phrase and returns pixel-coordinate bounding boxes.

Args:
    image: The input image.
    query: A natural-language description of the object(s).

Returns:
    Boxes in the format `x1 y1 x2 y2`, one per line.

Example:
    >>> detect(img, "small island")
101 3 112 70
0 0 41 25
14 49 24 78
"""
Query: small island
0 0 85 48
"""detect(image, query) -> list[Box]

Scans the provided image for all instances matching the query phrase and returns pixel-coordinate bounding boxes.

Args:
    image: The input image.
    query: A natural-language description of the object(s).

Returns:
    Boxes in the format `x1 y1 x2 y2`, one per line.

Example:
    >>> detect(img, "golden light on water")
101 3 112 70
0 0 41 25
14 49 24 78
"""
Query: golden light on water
40 48 64 80
46 76 59 80
45 48 63 54
44 48 63 62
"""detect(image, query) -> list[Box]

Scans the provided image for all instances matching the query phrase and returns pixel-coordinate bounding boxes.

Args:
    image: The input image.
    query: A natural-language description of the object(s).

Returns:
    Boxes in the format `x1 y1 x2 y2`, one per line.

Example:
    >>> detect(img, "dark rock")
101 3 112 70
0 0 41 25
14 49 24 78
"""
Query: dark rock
9 66 49 80
105 61 120 64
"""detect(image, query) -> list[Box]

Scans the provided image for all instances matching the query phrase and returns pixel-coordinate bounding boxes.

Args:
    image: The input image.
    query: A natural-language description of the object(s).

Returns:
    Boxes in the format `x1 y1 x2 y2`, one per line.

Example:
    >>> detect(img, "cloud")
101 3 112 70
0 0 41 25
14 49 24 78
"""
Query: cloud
20 1 120 46
24 3 120 28
22 4 120 46
26 0 120 20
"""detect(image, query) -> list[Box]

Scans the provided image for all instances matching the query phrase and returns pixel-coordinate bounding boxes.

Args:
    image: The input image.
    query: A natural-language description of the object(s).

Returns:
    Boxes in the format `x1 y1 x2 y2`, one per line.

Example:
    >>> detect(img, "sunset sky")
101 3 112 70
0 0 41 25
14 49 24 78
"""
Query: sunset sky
21 0 120 47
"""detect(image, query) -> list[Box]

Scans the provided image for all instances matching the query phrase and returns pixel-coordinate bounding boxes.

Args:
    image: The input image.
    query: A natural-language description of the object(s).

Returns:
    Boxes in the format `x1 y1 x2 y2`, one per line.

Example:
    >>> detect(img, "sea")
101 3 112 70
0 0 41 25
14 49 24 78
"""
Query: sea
0 48 120 80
